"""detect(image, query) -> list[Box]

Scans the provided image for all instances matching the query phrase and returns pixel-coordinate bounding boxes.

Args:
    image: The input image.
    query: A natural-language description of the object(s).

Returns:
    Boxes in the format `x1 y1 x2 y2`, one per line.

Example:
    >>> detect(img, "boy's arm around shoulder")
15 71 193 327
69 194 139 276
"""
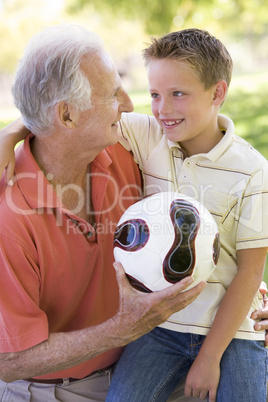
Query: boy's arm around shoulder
0 118 30 183
120 112 161 165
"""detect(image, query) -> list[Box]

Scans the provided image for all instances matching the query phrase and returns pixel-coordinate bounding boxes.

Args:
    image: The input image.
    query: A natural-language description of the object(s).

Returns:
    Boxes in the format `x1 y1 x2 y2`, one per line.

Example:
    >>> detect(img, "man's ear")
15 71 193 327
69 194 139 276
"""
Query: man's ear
57 102 77 129
212 80 228 106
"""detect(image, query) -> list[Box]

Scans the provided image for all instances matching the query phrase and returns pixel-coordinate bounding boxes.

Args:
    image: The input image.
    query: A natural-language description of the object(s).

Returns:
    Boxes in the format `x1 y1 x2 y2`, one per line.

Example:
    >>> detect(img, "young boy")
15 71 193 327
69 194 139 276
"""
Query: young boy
105 29 268 401
1 29 268 401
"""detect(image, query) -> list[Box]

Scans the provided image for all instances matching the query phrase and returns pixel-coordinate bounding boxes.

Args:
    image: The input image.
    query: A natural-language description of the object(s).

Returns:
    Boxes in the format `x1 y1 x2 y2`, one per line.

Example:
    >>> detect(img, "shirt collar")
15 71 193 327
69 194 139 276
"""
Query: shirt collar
167 114 234 162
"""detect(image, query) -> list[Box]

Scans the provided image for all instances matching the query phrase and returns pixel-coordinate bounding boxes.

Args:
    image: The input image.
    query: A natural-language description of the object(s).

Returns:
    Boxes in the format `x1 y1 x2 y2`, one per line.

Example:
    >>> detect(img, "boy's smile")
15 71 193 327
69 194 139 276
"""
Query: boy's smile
162 119 183 127
147 58 225 156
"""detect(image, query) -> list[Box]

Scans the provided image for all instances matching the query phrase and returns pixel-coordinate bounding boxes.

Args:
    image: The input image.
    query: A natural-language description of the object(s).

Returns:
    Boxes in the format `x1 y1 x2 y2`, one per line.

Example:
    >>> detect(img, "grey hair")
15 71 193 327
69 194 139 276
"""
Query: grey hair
12 24 104 136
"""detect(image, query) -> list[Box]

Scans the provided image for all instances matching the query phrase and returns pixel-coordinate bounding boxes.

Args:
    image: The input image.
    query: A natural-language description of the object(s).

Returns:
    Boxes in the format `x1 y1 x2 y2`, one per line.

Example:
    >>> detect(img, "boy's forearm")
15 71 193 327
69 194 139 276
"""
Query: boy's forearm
0 118 30 183
199 247 267 362
1 117 30 144
200 275 257 362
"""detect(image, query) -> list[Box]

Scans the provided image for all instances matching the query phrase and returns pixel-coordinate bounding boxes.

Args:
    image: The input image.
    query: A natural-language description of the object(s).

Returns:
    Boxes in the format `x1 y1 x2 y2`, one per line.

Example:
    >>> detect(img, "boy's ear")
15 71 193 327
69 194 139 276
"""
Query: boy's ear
57 102 77 129
212 80 228 106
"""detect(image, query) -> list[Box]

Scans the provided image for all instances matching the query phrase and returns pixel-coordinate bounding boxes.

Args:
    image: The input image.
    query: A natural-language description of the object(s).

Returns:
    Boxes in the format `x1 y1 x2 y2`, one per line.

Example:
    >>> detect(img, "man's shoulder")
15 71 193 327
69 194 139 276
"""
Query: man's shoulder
0 176 14 208
0 179 27 223
0 175 7 197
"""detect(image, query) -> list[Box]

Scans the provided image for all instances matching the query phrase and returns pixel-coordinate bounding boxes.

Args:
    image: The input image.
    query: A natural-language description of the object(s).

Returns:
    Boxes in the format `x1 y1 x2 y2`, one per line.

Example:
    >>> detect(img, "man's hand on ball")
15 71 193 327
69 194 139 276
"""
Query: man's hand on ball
110 261 206 345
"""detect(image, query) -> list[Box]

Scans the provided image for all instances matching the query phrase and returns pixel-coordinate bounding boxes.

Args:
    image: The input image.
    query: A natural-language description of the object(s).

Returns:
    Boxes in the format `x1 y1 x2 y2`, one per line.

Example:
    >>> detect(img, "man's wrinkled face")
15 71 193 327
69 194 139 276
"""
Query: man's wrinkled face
76 50 133 155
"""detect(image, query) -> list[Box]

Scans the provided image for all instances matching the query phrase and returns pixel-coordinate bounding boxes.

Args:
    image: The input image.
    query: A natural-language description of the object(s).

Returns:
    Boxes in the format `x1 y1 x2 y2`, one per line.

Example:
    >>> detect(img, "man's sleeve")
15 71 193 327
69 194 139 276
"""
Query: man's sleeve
0 233 48 353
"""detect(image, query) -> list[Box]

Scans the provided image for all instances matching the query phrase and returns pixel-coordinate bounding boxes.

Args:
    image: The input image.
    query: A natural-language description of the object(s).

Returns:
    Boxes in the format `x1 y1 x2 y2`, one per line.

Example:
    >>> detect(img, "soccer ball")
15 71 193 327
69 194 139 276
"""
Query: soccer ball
113 192 220 292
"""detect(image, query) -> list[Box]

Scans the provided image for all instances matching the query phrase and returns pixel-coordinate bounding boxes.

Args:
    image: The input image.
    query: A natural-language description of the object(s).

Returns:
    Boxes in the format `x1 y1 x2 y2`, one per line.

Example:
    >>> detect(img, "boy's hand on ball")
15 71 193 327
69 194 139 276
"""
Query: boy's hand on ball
111 261 206 345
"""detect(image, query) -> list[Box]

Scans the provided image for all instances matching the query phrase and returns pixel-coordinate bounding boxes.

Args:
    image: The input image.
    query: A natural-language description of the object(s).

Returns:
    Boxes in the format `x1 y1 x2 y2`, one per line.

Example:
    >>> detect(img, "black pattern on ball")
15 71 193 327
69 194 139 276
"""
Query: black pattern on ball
163 199 200 283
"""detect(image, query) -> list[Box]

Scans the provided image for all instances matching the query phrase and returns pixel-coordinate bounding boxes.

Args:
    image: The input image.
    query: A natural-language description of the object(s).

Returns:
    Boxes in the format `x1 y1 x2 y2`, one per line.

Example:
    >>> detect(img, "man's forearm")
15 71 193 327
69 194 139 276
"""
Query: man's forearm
0 265 206 383
0 320 123 383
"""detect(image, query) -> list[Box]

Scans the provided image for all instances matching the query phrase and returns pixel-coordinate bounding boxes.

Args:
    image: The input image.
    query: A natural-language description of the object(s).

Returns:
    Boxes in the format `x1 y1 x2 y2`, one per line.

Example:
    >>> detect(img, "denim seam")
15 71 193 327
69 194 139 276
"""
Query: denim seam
150 356 188 402
190 333 205 348
190 342 203 349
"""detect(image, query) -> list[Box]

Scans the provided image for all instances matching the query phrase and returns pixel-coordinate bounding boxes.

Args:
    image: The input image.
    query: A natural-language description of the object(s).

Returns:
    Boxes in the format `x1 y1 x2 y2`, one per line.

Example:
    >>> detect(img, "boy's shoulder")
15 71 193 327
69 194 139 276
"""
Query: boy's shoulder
217 114 267 171
229 133 267 170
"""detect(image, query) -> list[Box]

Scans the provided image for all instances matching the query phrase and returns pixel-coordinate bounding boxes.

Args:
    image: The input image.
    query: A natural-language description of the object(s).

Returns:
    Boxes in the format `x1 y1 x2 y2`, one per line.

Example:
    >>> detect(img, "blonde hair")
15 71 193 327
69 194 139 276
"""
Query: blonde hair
143 28 233 90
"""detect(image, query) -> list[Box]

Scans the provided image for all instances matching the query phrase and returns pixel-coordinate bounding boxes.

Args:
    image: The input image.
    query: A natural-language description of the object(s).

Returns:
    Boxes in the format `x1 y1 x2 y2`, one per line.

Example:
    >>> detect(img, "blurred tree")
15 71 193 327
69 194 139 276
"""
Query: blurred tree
67 0 268 36
0 0 67 72
66 0 268 75
0 0 267 91
68 0 178 34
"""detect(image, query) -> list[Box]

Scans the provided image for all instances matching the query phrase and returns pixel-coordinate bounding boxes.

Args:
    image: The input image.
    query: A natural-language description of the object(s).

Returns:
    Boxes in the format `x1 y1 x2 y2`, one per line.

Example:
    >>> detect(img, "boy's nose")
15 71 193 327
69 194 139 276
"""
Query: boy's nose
158 98 174 115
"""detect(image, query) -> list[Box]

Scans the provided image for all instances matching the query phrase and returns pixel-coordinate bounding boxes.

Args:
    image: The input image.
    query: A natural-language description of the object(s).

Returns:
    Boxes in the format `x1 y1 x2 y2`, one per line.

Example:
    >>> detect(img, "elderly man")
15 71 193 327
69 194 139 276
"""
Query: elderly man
0 24 206 401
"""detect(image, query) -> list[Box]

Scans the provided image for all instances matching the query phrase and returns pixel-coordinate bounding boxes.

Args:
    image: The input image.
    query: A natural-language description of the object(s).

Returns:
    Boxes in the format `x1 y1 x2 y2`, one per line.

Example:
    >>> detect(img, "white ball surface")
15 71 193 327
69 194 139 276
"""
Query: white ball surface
114 192 220 292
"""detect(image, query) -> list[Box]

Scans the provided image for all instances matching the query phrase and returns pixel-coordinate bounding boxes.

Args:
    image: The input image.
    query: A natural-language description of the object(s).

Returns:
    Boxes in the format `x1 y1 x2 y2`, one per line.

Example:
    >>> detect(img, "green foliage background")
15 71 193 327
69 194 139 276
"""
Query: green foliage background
68 0 268 36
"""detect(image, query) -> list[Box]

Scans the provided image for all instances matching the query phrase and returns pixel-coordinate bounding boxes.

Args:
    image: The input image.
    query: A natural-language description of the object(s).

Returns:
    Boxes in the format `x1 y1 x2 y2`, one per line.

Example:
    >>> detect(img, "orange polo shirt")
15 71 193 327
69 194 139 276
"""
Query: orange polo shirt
0 135 142 379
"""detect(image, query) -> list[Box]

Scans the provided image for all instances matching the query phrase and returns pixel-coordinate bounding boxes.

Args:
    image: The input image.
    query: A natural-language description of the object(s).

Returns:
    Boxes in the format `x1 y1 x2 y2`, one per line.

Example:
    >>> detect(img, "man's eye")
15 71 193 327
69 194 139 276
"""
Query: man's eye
174 91 183 97
150 93 159 99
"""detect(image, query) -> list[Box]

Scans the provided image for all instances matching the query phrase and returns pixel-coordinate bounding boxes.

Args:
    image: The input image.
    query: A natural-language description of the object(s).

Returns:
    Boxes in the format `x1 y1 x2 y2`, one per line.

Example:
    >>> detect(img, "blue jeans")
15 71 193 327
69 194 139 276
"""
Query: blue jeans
106 327 267 402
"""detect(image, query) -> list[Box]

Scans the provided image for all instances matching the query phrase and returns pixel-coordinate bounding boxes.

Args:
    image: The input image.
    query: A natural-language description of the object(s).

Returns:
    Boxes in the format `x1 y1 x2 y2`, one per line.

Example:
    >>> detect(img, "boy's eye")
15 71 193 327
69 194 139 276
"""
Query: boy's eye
150 93 159 99
173 91 183 97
